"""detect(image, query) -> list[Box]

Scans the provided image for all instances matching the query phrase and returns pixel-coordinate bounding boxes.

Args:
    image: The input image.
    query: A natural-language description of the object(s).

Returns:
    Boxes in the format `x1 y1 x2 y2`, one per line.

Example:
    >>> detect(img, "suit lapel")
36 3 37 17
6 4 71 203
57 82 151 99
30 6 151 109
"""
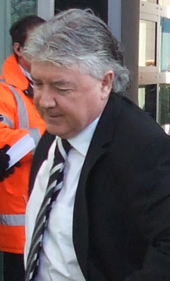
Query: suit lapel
29 131 55 195
73 93 123 278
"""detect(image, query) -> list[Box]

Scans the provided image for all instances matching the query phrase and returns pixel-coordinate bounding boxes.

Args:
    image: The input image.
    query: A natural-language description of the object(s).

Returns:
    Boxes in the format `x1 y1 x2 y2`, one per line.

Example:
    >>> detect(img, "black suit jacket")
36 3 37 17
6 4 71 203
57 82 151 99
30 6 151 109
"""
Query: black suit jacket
29 93 170 281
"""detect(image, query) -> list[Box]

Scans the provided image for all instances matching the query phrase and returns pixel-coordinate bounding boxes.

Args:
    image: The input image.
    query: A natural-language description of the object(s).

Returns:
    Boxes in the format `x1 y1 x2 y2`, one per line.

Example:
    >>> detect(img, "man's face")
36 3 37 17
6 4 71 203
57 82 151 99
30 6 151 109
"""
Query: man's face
31 61 113 139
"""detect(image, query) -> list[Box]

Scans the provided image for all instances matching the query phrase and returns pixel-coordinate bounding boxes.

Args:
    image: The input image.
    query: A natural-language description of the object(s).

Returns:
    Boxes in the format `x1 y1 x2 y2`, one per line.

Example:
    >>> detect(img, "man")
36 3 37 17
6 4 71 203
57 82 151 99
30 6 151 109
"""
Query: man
0 16 45 281
24 9 170 281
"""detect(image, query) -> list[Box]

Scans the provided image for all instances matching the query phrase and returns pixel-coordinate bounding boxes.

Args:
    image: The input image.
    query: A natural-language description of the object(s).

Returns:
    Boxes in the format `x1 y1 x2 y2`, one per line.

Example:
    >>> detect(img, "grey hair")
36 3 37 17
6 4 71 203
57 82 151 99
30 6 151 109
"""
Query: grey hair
23 9 130 93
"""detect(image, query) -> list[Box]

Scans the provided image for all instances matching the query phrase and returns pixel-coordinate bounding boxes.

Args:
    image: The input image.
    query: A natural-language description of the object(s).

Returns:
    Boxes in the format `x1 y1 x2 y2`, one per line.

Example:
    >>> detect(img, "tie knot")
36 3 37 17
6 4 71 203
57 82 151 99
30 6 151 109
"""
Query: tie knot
54 138 71 162
61 139 71 155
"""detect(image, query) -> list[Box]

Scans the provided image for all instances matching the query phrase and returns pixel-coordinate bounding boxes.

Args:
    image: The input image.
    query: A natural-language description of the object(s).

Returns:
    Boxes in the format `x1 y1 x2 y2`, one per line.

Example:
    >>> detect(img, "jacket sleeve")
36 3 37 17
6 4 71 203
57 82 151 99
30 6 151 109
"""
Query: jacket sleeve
0 83 40 162
124 134 170 281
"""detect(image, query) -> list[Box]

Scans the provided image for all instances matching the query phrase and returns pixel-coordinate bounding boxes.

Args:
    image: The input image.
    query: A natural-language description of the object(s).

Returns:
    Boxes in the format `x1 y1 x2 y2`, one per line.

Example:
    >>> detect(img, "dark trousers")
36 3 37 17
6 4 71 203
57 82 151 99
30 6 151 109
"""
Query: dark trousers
3 252 25 281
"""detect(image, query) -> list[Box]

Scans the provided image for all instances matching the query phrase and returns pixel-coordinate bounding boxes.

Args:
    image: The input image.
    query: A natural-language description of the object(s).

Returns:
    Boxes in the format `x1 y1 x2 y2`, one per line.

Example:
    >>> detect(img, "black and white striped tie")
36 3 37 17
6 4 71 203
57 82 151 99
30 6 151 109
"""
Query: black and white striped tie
25 138 71 281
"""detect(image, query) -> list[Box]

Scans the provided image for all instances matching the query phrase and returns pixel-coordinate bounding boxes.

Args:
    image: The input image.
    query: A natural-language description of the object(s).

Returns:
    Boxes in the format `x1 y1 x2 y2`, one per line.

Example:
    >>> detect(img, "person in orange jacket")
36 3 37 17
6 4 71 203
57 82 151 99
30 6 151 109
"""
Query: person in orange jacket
0 15 46 281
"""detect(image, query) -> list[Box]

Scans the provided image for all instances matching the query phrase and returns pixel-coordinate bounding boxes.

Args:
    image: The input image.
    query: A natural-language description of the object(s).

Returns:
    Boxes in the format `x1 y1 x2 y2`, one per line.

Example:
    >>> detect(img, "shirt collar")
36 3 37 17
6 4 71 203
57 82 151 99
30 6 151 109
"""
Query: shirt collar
67 117 100 157
19 65 32 82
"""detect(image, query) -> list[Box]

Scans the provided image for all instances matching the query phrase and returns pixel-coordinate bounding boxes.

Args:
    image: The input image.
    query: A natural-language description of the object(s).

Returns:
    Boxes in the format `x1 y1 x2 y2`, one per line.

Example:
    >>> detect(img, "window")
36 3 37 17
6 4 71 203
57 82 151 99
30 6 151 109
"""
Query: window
142 0 157 3
139 20 156 67
138 85 157 119
139 0 170 125
160 0 170 6
160 17 170 71
158 84 170 125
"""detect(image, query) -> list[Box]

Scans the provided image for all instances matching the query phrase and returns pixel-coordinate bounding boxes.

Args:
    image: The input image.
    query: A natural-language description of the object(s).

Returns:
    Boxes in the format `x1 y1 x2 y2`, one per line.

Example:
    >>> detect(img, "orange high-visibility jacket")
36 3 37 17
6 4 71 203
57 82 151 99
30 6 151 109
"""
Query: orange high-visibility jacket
0 54 45 253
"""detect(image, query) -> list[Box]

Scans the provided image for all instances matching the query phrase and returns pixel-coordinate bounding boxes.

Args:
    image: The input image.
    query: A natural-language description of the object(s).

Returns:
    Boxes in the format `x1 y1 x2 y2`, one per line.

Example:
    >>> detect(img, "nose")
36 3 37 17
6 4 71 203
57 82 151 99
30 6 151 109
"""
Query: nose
38 86 56 108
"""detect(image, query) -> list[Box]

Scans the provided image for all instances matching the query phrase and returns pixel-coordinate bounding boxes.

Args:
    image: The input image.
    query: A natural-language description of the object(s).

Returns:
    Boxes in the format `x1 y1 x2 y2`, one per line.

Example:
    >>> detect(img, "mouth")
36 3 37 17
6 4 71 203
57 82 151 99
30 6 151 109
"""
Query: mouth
45 114 63 122
49 114 61 118
45 110 63 118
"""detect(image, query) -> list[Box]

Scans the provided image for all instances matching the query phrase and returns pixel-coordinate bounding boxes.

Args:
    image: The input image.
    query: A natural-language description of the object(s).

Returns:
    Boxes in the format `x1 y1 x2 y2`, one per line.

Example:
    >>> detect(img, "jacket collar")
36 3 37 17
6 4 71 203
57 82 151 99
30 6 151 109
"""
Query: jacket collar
2 54 28 90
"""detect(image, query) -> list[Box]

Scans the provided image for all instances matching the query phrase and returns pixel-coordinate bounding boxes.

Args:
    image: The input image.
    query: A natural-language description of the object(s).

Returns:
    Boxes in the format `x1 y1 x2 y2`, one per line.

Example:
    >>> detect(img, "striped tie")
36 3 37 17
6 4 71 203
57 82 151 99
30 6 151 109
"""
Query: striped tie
25 138 71 281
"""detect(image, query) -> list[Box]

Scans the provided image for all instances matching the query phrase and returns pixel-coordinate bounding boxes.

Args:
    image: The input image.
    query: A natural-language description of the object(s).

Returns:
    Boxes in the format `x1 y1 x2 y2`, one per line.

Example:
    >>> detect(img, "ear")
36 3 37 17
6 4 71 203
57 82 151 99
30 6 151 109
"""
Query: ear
101 70 114 100
13 42 23 57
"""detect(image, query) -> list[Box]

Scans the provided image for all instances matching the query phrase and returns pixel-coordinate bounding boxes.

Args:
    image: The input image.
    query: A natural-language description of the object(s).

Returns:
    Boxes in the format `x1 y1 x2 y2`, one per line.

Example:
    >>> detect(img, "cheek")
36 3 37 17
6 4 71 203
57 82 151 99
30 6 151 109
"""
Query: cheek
65 103 89 125
60 102 81 124
33 92 40 106
33 96 43 116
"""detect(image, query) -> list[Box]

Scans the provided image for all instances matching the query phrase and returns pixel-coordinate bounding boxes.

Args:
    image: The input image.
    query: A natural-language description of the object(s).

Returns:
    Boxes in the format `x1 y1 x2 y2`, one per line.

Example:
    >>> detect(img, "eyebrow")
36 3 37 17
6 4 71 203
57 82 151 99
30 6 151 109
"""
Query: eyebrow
31 77 74 87
51 80 74 87
31 76 40 82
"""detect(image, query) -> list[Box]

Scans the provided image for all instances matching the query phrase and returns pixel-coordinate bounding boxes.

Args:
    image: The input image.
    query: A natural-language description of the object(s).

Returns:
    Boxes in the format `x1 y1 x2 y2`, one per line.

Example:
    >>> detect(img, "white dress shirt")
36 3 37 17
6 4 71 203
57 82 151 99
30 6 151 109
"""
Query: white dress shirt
25 117 99 281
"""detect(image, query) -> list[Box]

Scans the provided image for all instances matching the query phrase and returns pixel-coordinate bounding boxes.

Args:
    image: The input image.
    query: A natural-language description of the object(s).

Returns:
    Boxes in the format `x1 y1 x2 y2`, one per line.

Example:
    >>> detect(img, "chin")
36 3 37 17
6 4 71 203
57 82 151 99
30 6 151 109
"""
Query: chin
46 127 58 136
46 124 66 138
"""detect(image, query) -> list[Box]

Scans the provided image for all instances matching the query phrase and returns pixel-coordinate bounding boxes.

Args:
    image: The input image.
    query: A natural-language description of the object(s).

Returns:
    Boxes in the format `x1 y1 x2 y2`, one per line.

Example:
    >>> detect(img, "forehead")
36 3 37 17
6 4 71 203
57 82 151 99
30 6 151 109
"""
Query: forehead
31 61 89 84
30 60 102 94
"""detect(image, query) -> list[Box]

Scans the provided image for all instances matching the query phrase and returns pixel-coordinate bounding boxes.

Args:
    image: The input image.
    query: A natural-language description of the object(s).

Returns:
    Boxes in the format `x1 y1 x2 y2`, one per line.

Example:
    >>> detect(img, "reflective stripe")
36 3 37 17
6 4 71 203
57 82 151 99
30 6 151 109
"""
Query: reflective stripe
0 79 29 129
0 214 25 226
0 114 14 128
29 128 41 149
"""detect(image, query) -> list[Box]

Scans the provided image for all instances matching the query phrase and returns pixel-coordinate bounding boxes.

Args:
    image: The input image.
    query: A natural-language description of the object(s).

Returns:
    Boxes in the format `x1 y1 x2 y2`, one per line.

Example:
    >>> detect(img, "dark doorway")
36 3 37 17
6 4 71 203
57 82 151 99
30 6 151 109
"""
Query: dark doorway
55 0 108 23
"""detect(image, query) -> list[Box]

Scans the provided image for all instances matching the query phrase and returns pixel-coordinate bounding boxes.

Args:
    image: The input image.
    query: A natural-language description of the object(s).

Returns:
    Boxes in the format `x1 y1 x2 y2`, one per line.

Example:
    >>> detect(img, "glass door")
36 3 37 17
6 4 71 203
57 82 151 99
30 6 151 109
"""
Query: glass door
10 0 37 24
0 0 38 70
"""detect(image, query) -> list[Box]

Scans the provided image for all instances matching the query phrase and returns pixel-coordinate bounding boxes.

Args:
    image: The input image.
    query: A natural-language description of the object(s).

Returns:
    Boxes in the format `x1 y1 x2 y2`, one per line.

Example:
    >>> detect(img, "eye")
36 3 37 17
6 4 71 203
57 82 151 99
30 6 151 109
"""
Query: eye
32 81 43 90
58 88 71 94
52 84 72 95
